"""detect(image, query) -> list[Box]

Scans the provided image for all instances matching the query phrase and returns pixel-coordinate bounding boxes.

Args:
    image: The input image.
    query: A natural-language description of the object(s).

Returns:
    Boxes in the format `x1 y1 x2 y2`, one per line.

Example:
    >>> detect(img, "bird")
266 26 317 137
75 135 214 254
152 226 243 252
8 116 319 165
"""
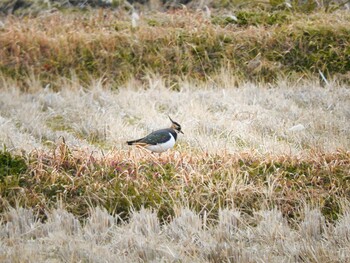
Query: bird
126 116 183 153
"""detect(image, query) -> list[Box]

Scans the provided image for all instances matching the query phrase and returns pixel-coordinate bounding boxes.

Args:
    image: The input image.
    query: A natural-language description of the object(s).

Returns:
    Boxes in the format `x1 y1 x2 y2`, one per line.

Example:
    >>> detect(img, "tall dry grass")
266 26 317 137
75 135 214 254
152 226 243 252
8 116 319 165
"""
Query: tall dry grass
1 205 350 262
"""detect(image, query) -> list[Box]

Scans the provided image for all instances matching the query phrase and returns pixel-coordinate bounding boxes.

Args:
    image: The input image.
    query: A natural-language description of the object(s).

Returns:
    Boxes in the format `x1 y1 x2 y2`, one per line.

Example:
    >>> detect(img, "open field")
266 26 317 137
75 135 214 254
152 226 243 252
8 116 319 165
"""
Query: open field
0 4 350 262
1 76 349 154
0 76 349 261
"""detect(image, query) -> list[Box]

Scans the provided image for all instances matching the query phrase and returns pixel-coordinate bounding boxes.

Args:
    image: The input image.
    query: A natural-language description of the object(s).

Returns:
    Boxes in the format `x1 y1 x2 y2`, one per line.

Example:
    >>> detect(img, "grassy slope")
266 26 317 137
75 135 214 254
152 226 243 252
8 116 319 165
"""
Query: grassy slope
0 9 349 86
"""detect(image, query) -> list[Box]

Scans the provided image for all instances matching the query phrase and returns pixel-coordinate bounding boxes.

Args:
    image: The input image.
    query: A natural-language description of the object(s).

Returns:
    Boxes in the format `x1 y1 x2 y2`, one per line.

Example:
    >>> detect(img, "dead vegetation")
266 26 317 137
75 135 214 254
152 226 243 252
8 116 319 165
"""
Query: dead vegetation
0 75 349 223
1 204 350 262
1 77 349 154
0 9 350 87
2 143 350 222
0 4 350 261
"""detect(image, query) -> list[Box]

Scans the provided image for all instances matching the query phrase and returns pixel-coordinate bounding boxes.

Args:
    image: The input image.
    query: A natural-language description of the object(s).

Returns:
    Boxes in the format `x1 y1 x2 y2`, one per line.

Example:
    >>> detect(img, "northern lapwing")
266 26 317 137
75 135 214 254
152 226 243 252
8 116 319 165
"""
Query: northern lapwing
127 116 183 153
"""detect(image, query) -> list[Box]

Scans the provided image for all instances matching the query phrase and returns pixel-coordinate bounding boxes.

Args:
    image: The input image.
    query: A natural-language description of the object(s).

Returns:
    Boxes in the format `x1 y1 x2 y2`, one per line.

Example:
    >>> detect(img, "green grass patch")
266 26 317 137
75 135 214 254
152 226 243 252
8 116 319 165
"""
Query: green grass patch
0 149 27 180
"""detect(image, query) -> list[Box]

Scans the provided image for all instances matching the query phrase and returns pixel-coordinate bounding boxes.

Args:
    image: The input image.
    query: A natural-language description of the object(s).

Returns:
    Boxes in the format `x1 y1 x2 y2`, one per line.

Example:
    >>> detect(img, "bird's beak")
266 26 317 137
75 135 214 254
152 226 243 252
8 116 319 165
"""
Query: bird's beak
180 130 184 134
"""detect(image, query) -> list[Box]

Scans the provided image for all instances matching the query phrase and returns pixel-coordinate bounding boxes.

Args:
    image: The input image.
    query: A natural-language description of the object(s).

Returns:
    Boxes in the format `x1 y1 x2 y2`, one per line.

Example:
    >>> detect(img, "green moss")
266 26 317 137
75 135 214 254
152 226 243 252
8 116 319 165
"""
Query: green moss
211 15 238 26
109 173 174 221
140 161 176 181
147 19 160 27
321 196 340 222
273 25 350 75
41 182 67 200
0 150 28 211
0 149 27 180
235 10 290 26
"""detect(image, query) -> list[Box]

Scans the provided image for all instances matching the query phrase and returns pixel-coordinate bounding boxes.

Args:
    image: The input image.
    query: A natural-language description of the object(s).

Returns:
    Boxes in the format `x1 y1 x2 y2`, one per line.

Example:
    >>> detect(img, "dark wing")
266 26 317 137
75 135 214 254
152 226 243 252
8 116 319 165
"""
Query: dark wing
138 129 171 145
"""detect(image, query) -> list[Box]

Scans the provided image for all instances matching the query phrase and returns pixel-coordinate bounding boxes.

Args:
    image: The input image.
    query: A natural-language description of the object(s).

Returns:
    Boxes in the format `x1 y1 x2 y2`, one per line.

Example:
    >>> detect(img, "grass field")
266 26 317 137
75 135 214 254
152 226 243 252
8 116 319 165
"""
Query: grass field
1 205 350 262
1 76 349 154
1 75 349 262
0 4 350 262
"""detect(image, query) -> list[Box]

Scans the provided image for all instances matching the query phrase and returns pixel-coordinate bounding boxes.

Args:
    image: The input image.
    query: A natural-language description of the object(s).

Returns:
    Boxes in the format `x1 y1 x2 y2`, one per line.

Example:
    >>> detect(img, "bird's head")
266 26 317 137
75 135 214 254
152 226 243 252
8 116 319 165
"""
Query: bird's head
168 116 184 134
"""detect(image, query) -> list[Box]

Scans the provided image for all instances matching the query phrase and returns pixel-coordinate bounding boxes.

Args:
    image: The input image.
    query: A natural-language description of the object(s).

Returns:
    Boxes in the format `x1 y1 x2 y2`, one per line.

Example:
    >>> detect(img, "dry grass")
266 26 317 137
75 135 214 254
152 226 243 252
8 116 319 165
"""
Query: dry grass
0 76 349 223
0 8 350 261
0 10 350 85
0 76 349 154
1 145 348 221
1 204 350 262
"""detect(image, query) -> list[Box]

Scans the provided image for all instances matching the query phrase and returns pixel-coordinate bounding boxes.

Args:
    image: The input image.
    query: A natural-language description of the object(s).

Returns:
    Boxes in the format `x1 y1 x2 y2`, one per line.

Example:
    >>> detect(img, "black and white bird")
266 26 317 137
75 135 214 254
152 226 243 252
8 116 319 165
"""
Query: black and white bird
127 116 183 153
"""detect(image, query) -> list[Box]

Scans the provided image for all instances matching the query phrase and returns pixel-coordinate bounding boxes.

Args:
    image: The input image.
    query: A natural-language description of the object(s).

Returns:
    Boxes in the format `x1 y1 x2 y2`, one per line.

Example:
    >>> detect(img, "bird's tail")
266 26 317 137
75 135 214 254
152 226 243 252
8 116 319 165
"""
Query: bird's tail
126 139 141 145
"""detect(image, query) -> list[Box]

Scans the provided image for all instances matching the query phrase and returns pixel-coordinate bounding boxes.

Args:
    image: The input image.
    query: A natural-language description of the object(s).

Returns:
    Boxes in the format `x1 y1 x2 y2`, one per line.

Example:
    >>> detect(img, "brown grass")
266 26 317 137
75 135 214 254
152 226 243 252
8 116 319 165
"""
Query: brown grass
1 140 349 223
0 10 350 86
0 7 350 261
1 75 349 222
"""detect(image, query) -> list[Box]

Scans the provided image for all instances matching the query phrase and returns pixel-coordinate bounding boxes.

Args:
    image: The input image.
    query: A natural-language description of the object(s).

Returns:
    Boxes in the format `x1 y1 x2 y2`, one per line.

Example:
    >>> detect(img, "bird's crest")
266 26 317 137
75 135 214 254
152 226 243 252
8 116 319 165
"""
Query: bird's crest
168 115 183 134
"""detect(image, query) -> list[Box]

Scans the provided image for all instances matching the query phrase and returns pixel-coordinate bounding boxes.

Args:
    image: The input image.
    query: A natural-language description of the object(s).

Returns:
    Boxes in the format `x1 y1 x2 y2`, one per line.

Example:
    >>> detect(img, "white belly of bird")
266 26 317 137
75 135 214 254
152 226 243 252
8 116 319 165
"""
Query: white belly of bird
145 133 176 153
